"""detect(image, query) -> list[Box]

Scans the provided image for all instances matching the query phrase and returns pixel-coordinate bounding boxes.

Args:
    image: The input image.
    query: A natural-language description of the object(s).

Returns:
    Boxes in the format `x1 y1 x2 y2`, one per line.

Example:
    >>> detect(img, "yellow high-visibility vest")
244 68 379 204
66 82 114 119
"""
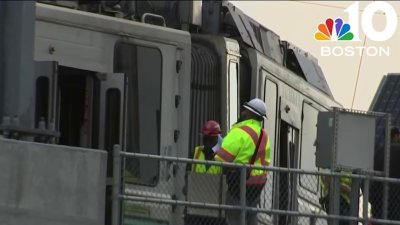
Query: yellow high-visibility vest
320 170 352 203
192 146 222 174
215 119 271 185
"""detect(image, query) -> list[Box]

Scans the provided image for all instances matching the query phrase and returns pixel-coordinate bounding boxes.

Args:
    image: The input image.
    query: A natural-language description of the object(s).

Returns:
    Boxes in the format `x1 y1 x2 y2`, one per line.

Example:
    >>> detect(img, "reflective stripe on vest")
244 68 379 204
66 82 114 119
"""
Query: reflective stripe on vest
216 147 235 162
194 146 202 160
240 126 258 147
239 125 269 185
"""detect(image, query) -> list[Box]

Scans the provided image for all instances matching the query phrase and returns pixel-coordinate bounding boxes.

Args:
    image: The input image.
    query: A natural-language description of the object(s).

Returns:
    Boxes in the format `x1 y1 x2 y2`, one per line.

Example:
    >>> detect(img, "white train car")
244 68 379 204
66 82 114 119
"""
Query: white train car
18 1 341 224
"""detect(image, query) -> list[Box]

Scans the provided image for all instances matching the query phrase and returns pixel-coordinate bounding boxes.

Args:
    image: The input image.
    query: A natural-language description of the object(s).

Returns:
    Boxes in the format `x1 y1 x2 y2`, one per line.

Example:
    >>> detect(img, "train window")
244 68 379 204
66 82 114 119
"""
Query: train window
264 78 278 158
229 61 238 128
114 43 162 186
299 102 319 193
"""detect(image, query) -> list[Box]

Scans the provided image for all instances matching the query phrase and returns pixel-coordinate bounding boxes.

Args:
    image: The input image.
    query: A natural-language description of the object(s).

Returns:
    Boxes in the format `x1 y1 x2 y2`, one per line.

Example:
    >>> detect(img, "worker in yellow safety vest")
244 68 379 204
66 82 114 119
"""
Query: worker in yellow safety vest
186 120 226 225
215 98 271 225
320 169 352 225
192 120 223 174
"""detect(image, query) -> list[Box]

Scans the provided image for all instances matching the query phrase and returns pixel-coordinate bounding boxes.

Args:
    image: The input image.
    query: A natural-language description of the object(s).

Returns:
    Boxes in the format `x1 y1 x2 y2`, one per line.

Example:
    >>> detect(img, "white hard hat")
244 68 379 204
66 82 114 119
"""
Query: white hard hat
243 98 267 118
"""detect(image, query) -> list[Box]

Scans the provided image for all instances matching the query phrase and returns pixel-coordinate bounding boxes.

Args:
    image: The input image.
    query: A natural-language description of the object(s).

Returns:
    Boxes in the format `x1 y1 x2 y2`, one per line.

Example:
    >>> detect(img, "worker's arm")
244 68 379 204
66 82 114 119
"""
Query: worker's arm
265 134 271 165
214 128 245 162
321 173 351 196
339 175 352 196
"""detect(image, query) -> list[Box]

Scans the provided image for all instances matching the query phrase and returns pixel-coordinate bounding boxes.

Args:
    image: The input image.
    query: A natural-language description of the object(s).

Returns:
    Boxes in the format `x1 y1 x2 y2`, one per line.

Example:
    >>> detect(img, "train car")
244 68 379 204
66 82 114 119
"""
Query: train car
4 1 342 224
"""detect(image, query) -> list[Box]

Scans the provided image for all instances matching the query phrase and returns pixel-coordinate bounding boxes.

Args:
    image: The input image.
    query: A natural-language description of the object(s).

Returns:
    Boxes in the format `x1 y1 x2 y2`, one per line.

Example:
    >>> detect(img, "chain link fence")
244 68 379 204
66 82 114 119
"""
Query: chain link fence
112 147 400 225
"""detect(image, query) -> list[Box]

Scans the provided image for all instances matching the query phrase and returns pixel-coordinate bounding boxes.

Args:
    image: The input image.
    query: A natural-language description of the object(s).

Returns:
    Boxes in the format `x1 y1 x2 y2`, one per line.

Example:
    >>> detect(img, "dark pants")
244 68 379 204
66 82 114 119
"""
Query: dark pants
225 185 264 225
322 195 351 225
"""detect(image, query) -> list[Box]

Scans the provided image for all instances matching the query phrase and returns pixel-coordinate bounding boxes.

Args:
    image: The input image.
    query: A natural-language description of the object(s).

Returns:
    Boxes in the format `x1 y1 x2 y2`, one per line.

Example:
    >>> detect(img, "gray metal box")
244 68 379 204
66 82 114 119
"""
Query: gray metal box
187 172 226 217
316 111 376 171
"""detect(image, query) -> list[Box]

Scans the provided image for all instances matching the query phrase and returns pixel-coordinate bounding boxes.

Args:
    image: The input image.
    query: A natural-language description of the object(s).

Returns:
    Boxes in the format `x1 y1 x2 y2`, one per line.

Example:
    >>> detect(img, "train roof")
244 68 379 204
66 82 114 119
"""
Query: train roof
222 1 334 98
36 0 335 99
250 48 340 109
370 73 400 148
36 2 191 46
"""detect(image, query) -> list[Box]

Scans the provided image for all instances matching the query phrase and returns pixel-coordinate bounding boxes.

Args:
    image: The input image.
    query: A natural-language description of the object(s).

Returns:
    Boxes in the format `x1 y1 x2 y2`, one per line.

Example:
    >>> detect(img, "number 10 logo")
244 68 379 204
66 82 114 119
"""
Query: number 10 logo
315 1 397 42
346 1 397 41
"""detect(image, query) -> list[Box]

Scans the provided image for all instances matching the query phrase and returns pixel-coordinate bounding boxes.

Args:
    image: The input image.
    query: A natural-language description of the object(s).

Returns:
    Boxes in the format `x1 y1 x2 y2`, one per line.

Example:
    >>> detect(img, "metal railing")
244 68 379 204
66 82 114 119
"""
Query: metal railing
112 146 400 225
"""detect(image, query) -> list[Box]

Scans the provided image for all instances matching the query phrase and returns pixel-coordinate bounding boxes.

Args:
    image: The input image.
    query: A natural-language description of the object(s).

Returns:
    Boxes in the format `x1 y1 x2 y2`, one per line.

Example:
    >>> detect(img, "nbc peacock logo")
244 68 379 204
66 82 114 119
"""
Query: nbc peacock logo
315 1 395 57
314 18 354 41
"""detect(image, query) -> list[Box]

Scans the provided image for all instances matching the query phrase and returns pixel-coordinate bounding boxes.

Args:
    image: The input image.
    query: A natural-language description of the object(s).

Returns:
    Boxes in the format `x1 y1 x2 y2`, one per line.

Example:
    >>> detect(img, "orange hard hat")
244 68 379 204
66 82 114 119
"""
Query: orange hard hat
200 120 221 136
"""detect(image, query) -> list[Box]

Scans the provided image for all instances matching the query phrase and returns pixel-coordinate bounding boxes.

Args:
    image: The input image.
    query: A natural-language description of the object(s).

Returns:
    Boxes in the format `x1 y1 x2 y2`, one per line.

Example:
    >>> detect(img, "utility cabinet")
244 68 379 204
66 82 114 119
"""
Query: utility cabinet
316 109 377 171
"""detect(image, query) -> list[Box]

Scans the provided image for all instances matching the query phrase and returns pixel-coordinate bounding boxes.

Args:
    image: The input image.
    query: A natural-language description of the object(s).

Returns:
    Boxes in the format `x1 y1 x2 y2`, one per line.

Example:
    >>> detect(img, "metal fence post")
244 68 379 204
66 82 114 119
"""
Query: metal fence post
363 176 370 225
112 144 122 225
383 113 391 221
350 175 360 225
240 165 247 225
330 108 340 225
329 173 340 225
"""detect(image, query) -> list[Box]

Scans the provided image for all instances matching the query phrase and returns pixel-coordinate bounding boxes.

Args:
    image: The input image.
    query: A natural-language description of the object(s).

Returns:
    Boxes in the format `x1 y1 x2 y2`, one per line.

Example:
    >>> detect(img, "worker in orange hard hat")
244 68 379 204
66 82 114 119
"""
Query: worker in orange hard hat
192 120 223 174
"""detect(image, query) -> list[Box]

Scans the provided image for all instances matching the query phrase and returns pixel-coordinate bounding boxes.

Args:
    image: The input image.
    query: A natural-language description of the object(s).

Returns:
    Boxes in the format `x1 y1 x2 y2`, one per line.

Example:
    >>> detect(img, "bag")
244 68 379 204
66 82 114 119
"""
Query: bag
187 172 227 217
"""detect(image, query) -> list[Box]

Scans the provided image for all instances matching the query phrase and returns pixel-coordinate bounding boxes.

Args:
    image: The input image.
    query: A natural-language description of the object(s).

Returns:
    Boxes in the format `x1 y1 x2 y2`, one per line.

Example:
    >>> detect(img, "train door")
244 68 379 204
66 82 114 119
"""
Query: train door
114 40 182 225
299 102 320 202
276 97 300 225
48 64 127 225
298 102 326 225
56 67 128 151
34 61 58 142
96 73 127 225
57 66 97 148
97 73 127 169
258 70 279 224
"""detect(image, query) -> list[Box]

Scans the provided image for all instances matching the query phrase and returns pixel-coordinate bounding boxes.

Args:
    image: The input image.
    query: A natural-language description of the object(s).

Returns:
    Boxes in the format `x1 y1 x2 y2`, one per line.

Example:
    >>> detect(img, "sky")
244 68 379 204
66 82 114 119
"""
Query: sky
230 1 400 111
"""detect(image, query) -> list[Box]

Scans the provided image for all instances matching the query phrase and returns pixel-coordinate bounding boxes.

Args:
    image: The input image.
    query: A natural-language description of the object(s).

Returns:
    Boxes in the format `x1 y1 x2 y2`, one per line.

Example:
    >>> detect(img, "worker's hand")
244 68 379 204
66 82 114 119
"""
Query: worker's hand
212 134 223 153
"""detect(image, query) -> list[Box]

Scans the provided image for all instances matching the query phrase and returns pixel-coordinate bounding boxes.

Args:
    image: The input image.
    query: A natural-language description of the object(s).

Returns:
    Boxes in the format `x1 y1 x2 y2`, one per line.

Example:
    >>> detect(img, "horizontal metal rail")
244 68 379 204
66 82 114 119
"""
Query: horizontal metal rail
119 152 400 183
115 149 400 225
120 195 364 223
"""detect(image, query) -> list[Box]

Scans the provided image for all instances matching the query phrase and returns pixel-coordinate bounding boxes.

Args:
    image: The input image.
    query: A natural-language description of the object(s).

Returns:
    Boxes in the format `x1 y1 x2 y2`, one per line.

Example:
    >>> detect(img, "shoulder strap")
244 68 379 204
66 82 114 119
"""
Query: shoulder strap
247 129 264 180
239 126 264 180
238 126 263 165
250 129 264 165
